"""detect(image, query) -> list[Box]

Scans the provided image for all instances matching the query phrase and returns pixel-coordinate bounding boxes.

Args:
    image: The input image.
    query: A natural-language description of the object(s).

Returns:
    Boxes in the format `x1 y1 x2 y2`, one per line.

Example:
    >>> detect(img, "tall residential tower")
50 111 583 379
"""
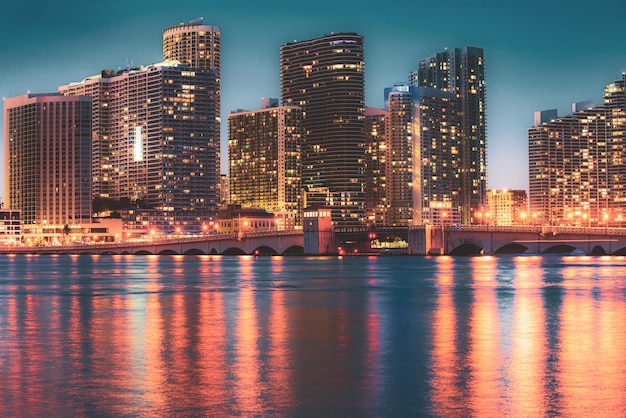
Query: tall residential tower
528 74 626 227
3 93 92 229
228 99 303 229
281 32 365 227
60 19 221 230
410 47 486 224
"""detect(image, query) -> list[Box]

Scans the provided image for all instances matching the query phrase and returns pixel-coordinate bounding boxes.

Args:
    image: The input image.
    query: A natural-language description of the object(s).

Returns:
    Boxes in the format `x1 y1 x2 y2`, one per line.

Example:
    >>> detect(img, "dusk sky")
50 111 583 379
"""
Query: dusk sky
2 0 626 201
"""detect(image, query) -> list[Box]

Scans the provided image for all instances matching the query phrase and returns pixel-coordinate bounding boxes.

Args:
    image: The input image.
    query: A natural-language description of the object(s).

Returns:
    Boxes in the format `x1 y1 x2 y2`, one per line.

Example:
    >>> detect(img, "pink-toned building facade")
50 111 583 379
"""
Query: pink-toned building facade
3 93 92 229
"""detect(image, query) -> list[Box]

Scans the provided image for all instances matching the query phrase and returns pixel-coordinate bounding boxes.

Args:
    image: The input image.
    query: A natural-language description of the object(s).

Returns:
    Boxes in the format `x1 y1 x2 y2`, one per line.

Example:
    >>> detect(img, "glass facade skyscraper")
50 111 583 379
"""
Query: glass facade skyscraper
410 47 486 224
383 85 461 226
280 33 365 227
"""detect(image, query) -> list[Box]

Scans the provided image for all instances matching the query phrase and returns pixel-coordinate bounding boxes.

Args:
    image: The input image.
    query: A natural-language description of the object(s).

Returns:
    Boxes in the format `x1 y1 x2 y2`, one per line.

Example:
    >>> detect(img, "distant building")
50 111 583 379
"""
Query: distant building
528 74 626 227
216 205 276 234
228 99 303 230
219 174 229 206
364 108 388 227
487 189 527 226
410 47 486 224
162 18 220 70
384 86 414 226
60 19 221 231
281 32 366 227
0 209 21 243
3 93 93 232
383 84 461 226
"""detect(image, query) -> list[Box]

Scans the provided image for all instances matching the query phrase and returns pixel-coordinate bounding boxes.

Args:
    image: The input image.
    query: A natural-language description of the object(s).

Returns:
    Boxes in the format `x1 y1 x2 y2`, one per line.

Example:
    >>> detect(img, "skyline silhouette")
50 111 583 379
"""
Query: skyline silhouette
2 0 626 198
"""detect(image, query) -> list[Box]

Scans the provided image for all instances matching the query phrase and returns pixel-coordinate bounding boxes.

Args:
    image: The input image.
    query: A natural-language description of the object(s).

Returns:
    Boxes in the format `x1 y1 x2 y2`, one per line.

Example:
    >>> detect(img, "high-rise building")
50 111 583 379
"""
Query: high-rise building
410 47 486 224
383 85 461 226
60 62 220 229
162 18 221 71
528 74 626 227
383 86 414 226
60 19 221 231
364 107 388 226
3 93 92 229
280 32 365 227
228 99 303 229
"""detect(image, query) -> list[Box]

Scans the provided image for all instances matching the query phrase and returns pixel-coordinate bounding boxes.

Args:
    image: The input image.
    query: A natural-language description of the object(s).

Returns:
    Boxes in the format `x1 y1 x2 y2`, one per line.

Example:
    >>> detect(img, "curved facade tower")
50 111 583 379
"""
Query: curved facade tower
280 33 365 227
162 18 221 71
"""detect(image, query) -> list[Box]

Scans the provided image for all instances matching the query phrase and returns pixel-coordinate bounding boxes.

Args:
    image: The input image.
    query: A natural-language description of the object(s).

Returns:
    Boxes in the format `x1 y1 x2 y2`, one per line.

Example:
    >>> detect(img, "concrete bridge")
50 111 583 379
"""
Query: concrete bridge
3 226 626 257
408 225 626 256
0 230 304 256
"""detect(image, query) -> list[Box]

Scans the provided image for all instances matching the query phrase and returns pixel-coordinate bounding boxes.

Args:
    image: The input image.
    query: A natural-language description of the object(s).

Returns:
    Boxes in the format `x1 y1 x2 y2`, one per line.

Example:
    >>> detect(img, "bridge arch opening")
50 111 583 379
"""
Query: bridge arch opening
590 245 606 256
134 250 154 255
209 248 218 255
543 244 576 254
158 249 179 255
449 243 483 256
223 247 246 255
494 243 529 255
252 246 278 256
611 246 626 256
283 245 304 256
184 248 206 255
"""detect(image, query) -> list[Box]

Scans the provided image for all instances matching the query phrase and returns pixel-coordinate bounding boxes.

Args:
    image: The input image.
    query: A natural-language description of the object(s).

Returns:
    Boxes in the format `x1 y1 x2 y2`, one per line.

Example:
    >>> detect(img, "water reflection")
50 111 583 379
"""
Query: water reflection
0 255 625 416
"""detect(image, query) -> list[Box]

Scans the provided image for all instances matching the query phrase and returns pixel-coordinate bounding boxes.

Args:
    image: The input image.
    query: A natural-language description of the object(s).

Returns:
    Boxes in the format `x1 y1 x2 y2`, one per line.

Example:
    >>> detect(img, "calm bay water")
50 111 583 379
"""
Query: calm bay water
0 254 625 417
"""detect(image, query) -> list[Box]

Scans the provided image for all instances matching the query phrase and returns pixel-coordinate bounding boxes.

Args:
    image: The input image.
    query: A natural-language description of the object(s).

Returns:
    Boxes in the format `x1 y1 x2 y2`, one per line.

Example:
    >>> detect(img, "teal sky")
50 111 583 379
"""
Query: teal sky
2 0 626 201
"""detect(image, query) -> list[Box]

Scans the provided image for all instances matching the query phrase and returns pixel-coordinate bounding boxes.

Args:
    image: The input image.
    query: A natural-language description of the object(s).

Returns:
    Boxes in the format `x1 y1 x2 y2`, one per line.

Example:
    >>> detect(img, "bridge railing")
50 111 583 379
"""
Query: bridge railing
0 230 305 254
410 224 626 235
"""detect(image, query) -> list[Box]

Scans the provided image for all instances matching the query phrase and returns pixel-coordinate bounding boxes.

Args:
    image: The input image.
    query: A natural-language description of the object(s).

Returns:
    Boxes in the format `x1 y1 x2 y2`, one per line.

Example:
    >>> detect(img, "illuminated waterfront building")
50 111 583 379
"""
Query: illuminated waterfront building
383 85 461 226
228 99 303 229
486 189 528 226
216 204 276 235
3 93 92 230
410 47 486 224
60 19 221 231
384 86 414 226
528 74 626 227
0 209 21 243
281 32 365 227
162 18 220 71
364 107 388 226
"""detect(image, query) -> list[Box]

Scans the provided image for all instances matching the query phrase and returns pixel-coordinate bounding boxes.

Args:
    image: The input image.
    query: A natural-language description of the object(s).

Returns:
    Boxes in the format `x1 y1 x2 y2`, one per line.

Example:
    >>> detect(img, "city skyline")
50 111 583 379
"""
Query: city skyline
2 0 626 201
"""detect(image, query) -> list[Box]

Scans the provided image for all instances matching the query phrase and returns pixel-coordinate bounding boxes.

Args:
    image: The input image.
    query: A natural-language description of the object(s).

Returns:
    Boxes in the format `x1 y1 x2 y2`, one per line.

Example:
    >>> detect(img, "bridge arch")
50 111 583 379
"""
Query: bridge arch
494 243 529 255
184 248 206 255
223 247 246 255
543 244 576 254
612 246 626 256
590 245 607 256
283 245 304 256
252 246 278 256
134 250 154 255
449 243 483 256
158 249 178 255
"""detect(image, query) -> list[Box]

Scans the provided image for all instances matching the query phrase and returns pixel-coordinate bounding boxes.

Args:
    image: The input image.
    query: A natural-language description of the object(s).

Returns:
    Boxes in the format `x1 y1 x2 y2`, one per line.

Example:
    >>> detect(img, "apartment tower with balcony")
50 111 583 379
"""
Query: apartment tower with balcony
280 32 365 227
